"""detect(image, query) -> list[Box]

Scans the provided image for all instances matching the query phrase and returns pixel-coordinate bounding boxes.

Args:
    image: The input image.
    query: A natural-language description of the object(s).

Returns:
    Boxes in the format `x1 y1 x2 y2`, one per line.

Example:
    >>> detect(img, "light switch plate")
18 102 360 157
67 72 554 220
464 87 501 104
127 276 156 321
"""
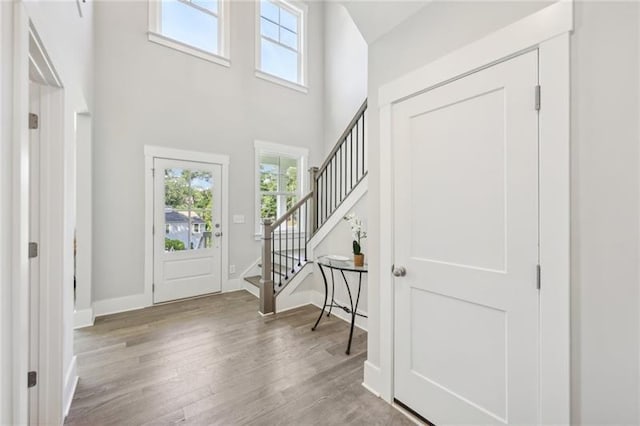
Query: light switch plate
233 215 245 224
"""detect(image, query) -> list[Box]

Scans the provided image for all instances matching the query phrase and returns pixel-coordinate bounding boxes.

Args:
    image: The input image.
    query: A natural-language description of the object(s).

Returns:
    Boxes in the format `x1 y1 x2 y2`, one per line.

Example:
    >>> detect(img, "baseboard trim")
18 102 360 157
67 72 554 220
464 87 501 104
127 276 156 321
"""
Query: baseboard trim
73 307 95 329
63 356 78 419
363 360 381 397
274 300 314 314
93 293 147 317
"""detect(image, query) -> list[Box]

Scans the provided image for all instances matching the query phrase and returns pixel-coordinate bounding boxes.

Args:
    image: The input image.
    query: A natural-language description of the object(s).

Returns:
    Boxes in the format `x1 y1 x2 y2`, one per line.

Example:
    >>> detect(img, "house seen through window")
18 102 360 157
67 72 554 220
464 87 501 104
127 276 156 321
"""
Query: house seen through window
164 168 213 252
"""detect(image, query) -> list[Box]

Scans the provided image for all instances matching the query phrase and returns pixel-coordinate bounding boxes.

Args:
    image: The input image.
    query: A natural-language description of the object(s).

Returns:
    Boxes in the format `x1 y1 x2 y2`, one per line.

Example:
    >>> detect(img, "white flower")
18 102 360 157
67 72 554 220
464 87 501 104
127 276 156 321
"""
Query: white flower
343 212 367 245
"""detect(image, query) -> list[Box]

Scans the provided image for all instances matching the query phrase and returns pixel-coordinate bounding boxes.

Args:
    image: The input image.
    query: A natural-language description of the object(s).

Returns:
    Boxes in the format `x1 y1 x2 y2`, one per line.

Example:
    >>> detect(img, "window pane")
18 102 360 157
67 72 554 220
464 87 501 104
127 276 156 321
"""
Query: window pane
260 0 279 23
261 195 277 220
261 38 299 83
164 168 213 252
161 0 218 54
280 27 297 50
192 0 218 14
280 7 297 32
283 158 297 192
260 17 279 40
260 158 279 192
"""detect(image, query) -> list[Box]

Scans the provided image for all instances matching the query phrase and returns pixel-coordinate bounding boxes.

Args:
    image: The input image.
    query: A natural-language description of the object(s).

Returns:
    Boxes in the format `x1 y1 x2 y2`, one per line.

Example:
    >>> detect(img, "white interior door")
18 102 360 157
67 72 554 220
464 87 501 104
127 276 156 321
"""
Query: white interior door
153 158 223 303
393 50 540 425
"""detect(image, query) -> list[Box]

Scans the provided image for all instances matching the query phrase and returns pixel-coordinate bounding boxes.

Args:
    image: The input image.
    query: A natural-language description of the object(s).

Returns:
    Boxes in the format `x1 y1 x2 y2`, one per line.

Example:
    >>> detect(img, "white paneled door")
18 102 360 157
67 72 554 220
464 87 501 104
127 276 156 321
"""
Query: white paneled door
153 158 222 303
393 51 540 424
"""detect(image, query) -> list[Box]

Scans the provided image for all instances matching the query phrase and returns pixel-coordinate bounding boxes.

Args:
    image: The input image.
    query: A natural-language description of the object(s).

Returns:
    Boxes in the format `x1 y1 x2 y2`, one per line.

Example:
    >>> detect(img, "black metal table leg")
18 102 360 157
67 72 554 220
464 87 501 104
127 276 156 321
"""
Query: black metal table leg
312 263 329 331
327 269 336 317
342 270 356 355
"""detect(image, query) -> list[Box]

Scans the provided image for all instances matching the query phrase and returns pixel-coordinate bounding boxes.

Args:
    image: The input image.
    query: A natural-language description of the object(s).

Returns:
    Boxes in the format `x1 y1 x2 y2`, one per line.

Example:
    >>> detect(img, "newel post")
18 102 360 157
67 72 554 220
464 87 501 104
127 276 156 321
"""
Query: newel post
308 166 319 234
259 218 275 315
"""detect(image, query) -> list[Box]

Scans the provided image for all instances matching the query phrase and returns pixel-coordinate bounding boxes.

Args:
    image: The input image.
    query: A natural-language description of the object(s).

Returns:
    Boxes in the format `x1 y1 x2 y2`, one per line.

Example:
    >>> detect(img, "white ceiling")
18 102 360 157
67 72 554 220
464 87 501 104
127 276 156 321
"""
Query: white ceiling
338 1 433 44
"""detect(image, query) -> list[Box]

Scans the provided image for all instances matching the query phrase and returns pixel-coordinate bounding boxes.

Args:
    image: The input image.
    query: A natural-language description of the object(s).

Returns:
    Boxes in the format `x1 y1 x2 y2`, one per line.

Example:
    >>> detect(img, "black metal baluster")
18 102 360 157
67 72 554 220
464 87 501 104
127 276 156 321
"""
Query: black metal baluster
339 145 342 204
298 207 301 266
355 124 359 182
362 114 365 176
279 227 282 287
315 177 319 230
323 171 327 225
343 139 347 197
329 161 333 217
331 155 338 213
272 234 275 285
304 201 308 261
355 120 359 182
350 132 353 189
285 218 289 279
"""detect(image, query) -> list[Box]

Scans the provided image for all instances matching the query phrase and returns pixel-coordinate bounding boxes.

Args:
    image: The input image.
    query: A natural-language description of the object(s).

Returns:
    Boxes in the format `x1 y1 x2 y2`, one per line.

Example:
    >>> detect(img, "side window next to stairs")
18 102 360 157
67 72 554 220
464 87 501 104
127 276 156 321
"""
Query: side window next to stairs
255 141 308 238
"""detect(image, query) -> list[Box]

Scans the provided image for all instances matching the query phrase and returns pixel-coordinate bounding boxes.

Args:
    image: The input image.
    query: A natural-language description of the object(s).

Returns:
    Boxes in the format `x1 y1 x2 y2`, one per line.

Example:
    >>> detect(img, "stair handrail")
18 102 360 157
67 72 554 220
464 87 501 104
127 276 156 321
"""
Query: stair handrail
316 99 368 175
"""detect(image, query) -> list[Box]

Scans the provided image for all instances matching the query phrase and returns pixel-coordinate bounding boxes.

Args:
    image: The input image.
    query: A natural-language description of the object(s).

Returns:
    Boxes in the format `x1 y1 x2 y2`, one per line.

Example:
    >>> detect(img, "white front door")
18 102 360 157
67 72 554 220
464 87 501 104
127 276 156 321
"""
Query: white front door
153 158 223 303
393 50 540 424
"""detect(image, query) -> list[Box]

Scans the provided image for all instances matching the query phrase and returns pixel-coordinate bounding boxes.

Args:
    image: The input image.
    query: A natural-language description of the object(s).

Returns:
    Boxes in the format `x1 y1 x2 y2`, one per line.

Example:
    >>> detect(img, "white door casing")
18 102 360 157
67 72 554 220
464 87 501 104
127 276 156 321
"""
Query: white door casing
393 50 539 424
153 158 223 303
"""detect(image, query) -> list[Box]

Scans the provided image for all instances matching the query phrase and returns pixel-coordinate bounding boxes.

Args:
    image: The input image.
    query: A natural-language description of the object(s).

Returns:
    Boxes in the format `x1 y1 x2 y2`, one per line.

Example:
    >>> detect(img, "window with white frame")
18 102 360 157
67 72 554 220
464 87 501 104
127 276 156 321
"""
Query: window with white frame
256 0 307 88
148 0 230 65
255 142 307 236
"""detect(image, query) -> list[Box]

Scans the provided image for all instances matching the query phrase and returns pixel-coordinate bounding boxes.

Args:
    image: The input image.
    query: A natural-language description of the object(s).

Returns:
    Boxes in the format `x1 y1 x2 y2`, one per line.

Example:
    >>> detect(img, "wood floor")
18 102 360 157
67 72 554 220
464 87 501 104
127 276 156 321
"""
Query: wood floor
66 291 413 425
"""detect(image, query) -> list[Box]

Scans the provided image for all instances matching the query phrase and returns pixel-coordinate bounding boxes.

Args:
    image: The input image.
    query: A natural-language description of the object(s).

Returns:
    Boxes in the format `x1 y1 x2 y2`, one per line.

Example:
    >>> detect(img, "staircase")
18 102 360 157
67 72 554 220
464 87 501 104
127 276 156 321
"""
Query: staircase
244 99 368 315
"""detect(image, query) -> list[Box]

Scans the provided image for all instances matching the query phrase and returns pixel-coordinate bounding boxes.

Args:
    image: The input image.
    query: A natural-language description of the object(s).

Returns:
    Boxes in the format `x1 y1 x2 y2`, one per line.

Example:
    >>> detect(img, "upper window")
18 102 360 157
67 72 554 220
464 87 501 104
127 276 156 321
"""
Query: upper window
256 0 307 90
148 0 230 66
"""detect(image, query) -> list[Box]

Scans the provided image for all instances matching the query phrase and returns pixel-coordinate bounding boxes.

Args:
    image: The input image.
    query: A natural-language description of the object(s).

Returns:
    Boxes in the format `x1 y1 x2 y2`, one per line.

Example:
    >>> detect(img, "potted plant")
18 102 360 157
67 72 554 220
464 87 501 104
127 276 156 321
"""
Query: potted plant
344 213 367 267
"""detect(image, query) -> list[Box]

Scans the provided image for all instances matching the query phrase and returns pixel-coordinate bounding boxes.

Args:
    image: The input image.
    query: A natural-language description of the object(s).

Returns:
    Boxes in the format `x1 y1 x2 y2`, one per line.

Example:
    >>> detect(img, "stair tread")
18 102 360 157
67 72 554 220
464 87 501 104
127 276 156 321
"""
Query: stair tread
244 275 261 287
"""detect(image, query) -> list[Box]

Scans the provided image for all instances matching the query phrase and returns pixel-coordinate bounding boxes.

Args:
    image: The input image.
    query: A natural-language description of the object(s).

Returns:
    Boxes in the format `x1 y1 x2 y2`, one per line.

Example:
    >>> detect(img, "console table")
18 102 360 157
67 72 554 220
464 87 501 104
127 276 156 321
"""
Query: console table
311 255 368 355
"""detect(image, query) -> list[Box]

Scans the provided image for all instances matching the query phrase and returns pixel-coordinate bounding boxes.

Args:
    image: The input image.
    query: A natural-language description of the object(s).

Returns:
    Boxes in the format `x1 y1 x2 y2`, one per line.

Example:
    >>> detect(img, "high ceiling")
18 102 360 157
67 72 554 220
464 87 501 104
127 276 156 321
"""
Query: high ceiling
338 1 432 43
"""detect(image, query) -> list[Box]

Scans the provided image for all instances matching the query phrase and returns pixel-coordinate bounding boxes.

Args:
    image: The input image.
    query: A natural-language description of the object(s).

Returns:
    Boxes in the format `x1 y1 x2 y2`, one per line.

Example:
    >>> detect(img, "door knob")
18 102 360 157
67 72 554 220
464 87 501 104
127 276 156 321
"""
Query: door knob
214 231 222 237
392 265 406 277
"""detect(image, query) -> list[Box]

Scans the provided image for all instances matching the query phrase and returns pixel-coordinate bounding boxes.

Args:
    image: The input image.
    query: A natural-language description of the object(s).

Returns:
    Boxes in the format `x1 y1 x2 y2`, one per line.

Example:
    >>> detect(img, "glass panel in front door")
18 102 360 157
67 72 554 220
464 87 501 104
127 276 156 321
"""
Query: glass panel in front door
163 167 213 252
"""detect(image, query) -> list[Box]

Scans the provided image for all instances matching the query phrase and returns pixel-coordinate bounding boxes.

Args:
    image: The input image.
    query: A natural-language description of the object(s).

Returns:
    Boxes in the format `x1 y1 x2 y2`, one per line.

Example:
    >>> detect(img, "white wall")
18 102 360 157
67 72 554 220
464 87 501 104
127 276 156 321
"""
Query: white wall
323 2 367 153
363 0 640 423
0 0 93 423
92 1 324 303
570 2 640 423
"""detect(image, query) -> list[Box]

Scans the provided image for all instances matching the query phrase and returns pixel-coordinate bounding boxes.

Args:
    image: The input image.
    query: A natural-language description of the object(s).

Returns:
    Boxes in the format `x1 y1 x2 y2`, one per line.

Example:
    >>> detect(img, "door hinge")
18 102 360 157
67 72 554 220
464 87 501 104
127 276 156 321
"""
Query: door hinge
152 283 155 292
536 264 541 290
534 85 541 111
151 168 155 178
27 371 37 388
29 113 39 130
28 242 38 259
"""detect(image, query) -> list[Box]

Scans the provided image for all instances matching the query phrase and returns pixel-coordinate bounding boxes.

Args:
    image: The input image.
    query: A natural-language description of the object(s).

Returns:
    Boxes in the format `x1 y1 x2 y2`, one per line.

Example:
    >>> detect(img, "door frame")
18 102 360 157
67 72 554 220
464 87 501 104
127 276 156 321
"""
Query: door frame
8 4 69 424
376 1 572 424
144 145 230 306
